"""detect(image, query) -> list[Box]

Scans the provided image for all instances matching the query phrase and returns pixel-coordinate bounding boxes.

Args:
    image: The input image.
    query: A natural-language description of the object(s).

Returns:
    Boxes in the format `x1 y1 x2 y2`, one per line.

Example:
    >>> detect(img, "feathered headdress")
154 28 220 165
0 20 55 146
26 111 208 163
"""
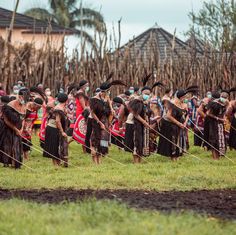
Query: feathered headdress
142 80 164 92
100 80 126 91
176 85 199 98
30 86 47 102
113 96 124 105
221 87 236 95
106 72 114 82
67 83 79 95
185 85 199 94
142 73 152 87
229 87 236 93
151 81 164 91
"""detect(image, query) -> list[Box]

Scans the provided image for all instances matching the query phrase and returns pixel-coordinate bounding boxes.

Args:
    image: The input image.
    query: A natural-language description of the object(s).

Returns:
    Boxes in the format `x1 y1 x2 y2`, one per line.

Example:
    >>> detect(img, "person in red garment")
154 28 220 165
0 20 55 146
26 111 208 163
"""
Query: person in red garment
73 80 90 152
39 102 55 149
75 80 90 118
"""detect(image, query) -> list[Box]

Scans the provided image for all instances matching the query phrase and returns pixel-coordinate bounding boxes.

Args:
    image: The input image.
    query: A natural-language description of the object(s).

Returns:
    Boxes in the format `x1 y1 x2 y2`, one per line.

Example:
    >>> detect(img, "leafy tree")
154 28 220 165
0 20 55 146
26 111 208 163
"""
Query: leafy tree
188 0 236 51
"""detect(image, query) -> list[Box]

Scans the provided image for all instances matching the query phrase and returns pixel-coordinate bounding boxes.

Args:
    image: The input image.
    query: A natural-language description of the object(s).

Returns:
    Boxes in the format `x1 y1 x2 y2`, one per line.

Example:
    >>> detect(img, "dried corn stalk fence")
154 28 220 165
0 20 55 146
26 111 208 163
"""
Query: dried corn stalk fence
0 28 235 97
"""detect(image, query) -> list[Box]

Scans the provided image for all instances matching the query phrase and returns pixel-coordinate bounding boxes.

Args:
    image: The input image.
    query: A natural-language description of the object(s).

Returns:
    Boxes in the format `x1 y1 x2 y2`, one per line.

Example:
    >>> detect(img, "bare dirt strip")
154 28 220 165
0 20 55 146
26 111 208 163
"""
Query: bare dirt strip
0 188 235 220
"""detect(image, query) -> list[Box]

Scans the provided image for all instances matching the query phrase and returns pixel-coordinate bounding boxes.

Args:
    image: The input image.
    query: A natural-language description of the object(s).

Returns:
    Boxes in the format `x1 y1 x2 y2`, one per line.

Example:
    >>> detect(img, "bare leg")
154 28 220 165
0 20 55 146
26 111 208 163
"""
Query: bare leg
138 156 142 163
171 156 177 161
82 145 87 153
212 150 220 160
23 151 29 160
97 155 102 164
92 155 97 164
133 155 140 164
52 159 57 166
91 147 98 164
63 156 68 167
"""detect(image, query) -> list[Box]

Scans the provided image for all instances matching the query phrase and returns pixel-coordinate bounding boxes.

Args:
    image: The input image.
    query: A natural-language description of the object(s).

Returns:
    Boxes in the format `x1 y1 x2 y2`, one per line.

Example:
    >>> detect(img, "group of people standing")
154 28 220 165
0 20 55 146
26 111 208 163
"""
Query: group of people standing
0 76 235 169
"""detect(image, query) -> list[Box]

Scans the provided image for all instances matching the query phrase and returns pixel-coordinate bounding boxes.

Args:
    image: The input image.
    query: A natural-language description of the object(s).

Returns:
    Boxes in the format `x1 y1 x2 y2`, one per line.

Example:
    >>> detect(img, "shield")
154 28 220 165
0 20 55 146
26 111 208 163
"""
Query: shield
73 114 87 145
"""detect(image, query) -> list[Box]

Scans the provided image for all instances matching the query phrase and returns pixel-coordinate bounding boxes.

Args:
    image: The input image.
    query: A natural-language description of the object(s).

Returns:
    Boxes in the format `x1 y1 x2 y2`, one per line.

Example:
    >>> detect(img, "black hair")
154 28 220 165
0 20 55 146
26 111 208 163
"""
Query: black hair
57 93 68 103
1 96 10 104
79 80 88 88
124 90 131 96
9 96 16 101
34 97 43 106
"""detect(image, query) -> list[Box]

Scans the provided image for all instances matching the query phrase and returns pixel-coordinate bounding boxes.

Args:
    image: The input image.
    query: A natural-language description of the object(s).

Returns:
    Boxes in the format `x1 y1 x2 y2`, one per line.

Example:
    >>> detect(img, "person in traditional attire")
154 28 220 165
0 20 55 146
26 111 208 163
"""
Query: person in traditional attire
187 91 199 128
182 97 190 151
128 86 152 163
158 87 197 160
122 87 137 153
227 98 236 150
89 78 125 164
220 89 236 143
75 80 90 118
29 86 48 136
84 88 101 154
129 86 140 100
66 85 77 138
162 88 173 116
149 97 162 153
22 98 43 160
204 91 228 159
43 93 69 167
194 91 212 147
224 88 236 150
0 88 29 168
0 96 11 114
110 97 126 149
124 106 135 152
72 80 90 152
39 103 54 149
162 88 173 102
127 76 162 163
124 86 146 155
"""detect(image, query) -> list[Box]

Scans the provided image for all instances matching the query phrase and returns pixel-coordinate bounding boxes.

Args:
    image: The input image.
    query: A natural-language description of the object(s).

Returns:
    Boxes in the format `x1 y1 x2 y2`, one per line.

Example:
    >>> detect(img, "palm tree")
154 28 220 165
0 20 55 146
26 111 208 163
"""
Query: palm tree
24 0 105 44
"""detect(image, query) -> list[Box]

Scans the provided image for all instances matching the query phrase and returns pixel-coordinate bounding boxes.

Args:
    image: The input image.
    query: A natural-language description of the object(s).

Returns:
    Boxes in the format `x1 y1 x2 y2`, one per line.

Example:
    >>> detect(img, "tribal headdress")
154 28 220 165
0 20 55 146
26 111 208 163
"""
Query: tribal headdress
30 86 47 102
100 72 126 91
176 85 199 99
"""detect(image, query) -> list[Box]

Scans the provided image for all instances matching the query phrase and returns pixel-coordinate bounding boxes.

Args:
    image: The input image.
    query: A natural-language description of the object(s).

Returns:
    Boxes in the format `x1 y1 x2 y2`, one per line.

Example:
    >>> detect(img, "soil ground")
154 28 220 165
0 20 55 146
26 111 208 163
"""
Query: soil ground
0 188 235 220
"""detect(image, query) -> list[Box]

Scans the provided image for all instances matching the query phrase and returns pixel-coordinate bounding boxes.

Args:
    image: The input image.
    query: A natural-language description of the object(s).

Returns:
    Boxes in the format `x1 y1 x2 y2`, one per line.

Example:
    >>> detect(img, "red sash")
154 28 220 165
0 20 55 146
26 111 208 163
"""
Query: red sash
39 117 47 141
73 114 87 145
110 121 125 137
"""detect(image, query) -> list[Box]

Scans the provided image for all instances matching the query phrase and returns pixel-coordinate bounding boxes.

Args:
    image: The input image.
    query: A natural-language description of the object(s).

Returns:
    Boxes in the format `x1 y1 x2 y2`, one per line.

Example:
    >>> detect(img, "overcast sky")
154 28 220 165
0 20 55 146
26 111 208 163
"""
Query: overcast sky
1 0 205 50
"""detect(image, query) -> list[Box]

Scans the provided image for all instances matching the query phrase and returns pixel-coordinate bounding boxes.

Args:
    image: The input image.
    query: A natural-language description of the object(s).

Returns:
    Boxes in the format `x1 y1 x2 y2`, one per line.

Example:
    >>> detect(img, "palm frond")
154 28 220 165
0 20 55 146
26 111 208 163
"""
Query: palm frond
71 19 105 33
24 8 54 22
71 7 104 24
75 30 95 45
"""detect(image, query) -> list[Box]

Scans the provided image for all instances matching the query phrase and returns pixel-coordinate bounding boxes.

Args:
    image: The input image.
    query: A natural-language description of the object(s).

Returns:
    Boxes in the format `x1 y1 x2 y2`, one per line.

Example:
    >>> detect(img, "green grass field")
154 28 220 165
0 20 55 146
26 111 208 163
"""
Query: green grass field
0 136 236 190
0 134 235 234
0 199 235 235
